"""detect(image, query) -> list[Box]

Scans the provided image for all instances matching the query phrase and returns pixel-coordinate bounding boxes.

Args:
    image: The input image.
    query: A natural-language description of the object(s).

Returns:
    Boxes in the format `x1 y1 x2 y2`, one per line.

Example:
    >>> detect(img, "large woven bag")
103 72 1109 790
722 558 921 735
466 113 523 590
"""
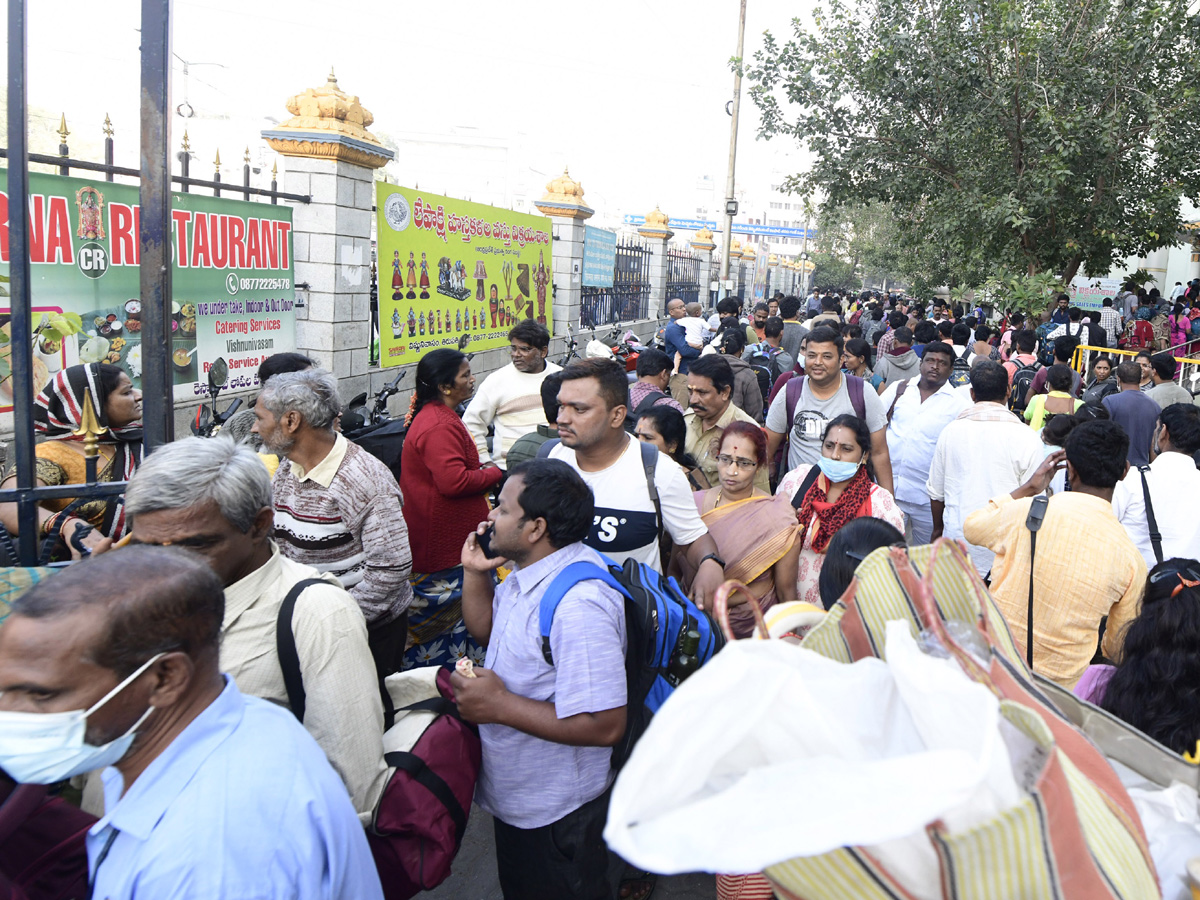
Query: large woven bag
763 539 1160 900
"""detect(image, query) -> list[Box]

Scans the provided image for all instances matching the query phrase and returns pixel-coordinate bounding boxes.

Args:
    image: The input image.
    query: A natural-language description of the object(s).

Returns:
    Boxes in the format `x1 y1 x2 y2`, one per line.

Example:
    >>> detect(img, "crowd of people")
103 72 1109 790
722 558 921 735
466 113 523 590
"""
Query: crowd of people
4 282 1200 900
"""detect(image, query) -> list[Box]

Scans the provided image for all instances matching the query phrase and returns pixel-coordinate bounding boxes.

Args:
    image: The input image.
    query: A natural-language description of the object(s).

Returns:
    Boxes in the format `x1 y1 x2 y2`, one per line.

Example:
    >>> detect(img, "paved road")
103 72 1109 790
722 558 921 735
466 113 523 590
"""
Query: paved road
420 804 717 899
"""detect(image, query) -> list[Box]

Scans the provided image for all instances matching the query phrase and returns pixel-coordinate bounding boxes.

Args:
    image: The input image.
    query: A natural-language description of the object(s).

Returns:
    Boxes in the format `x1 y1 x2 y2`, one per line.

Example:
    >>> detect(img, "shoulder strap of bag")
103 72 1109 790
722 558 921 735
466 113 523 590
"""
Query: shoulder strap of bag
845 373 866 420
383 750 469 845
784 374 806 436
790 465 823 509
1024 496 1049 668
1138 465 1164 564
639 440 662 542
536 437 561 459
886 378 910 425
538 561 626 665
274 578 333 723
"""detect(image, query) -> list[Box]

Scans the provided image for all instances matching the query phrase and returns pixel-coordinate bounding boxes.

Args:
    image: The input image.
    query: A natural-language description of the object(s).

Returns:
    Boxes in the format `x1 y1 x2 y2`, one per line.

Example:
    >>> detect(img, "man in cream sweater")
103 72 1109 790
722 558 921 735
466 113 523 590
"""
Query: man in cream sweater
465 320 562 469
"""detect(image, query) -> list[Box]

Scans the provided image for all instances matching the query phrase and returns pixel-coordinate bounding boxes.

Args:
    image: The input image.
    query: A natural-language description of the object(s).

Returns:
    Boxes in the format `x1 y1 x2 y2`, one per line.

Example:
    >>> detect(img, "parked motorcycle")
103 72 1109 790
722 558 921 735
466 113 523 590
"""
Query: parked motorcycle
190 357 243 437
343 370 407 482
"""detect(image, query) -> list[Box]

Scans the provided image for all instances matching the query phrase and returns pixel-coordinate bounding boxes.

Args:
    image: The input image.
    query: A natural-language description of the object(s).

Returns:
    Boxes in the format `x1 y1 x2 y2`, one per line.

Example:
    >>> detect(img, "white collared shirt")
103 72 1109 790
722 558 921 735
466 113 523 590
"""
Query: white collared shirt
1112 451 1200 569
880 377 971 505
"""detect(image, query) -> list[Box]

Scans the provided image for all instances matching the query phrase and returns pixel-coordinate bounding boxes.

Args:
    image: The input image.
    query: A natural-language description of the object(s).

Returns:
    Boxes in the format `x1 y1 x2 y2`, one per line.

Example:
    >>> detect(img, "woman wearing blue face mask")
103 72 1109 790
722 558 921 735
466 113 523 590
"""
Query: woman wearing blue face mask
775 414 904 605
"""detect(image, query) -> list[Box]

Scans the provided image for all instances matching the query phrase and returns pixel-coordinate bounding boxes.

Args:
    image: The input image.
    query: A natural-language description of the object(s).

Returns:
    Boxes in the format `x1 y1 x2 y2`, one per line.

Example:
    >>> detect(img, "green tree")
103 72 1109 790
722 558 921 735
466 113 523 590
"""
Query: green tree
747 0 1200 285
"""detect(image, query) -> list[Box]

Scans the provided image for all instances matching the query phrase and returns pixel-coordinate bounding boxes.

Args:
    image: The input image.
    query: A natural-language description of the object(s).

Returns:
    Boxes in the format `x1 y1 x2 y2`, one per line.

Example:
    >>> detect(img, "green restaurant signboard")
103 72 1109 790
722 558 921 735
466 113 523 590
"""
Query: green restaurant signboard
0 168 296 411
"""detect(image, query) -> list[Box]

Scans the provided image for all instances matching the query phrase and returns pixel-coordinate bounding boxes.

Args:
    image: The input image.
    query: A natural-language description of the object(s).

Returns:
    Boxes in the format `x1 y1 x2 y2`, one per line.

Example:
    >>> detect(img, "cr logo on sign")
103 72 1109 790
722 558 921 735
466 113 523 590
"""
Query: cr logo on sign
77 242 108 279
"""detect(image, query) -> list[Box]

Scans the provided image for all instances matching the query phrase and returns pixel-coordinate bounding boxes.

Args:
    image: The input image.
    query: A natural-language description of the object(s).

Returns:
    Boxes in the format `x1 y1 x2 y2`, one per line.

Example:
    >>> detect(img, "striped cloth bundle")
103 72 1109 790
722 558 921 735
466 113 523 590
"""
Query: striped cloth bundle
767 539 1160 900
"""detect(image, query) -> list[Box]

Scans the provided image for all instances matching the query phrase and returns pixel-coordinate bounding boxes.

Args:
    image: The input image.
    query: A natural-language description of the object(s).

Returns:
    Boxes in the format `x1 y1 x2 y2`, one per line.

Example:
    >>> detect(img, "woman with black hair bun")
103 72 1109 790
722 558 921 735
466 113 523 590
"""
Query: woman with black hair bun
1072 559 1200 756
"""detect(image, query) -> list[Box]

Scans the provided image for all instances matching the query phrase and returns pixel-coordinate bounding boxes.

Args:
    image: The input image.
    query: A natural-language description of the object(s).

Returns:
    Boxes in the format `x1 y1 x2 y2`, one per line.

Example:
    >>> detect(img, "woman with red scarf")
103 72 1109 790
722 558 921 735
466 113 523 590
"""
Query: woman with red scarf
775 414 903 605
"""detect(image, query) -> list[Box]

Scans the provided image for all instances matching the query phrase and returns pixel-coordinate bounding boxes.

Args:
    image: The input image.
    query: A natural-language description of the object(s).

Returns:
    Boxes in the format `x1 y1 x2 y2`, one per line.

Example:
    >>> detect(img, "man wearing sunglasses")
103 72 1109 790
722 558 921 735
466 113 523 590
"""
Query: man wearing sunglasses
1112 403 1200 569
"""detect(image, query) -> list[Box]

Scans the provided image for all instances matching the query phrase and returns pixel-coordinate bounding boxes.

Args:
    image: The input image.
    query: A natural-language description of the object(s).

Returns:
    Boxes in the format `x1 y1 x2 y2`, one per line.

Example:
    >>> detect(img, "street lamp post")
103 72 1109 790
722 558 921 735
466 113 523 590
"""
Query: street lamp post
799 251 810 297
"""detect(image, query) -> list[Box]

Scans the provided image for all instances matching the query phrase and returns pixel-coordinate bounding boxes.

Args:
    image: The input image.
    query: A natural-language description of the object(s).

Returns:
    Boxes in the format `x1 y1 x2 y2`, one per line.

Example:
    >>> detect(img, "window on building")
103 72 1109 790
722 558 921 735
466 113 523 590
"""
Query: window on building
784 203 791 210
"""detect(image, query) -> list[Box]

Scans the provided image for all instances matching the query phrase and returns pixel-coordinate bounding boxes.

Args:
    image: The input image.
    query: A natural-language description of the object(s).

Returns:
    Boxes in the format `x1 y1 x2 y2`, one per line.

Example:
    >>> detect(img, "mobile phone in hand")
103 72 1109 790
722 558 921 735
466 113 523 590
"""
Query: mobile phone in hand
476 525 499 559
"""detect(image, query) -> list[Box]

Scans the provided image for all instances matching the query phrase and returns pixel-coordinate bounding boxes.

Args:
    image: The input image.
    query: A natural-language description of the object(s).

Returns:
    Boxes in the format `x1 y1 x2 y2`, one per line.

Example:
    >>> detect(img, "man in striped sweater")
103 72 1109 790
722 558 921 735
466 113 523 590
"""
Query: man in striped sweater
254 368 413 678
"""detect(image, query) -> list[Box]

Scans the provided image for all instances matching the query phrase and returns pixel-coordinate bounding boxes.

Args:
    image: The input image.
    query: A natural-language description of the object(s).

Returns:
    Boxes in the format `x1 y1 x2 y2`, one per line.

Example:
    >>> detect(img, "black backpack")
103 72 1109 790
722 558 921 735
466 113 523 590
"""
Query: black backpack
1009 360 1042 412
745 346 784 403
623 388 670 434
948 346 972 388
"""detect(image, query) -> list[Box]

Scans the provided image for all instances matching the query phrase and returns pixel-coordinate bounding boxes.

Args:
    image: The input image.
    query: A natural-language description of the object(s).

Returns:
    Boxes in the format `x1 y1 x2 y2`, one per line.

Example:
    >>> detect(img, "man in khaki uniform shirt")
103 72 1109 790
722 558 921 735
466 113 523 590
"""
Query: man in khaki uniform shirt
124 437 389 824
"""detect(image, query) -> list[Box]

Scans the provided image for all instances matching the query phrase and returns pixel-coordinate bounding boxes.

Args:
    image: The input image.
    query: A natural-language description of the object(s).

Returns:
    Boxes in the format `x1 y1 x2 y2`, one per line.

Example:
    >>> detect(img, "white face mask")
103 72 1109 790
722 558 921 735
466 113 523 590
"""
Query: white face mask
0 652 162 784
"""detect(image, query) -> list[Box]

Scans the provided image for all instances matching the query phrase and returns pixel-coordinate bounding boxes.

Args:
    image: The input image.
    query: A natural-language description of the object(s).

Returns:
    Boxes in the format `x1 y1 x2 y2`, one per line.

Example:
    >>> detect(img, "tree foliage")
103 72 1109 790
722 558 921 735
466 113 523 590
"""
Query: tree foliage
747 0 1200 285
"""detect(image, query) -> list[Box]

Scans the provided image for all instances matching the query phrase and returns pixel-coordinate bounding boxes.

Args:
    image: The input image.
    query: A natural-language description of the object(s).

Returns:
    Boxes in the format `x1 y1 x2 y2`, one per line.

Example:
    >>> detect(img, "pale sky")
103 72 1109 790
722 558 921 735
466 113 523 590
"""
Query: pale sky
5 0 818 225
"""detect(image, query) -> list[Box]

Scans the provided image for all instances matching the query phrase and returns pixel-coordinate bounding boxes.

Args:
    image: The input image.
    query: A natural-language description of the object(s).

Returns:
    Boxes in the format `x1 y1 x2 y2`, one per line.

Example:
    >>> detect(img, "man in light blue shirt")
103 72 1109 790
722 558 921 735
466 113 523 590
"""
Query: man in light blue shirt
0 545 382 900
453 459 627 900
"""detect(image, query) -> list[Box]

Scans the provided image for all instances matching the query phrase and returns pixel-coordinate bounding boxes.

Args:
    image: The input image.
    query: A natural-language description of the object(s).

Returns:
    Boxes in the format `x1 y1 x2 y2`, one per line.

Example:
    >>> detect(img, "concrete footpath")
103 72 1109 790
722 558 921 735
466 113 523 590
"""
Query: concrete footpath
420 804 717 899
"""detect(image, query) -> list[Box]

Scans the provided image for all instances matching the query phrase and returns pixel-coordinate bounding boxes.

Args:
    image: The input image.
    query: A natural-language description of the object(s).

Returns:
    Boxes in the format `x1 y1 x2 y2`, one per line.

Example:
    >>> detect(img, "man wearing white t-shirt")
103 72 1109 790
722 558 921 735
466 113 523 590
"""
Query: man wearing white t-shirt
927 360 1044 577
548 358 728 609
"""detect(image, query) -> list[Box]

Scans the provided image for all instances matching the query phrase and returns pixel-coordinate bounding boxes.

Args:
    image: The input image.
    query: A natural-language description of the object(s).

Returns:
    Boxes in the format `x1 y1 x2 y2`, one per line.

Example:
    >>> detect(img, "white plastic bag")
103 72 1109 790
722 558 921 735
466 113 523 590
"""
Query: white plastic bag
604 621 1021 892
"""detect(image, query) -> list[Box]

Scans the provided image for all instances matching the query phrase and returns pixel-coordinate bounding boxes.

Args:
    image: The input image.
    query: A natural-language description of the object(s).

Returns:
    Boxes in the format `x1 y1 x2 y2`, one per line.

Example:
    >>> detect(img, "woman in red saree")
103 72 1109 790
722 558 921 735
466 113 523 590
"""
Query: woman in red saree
675 421 801 638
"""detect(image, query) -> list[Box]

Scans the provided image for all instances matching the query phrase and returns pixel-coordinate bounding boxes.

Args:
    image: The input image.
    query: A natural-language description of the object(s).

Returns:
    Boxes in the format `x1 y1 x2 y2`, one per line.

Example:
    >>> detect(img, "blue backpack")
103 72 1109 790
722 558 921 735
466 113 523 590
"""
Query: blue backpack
539 554 725 769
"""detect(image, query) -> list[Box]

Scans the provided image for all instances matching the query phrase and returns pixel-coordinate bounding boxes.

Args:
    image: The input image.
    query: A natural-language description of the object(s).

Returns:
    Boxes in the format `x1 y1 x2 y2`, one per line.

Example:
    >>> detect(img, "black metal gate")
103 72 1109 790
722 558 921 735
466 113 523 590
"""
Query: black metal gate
665 246 701 308
580 237 652 327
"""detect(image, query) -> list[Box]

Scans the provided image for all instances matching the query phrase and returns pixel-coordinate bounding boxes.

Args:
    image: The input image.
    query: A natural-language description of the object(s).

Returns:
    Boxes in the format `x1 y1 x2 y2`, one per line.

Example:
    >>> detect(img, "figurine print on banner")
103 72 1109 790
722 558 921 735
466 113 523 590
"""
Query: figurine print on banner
406 252 418 299
391 308 402 339
474 260 487 303
439 257 471 301
407 307 417 337
418 311 426 335
455 309 462 332
391 250 403 301
419 252 431 299
489 284 499 329
533 251 549 325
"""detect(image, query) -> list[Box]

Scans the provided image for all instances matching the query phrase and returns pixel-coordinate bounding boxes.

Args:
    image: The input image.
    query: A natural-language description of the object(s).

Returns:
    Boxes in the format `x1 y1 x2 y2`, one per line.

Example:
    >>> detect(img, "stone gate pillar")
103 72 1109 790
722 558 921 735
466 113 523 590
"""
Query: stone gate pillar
533 168 593 337
638 207 673 318
263 70 394 399
691 227 716 312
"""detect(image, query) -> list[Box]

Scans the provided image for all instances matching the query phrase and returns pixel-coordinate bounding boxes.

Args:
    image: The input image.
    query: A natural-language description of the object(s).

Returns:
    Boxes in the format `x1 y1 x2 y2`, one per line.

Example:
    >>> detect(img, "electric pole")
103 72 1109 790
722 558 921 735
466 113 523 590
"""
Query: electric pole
719 0 747 298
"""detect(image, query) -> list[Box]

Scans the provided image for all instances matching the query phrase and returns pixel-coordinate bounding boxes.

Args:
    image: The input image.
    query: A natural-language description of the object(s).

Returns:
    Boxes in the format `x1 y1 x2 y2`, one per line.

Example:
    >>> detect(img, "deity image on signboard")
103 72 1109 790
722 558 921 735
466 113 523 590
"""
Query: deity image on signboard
418 311 426 335
407 252 418 299
407 307 417 337
419 252 431 299
392 250 403 300
391 308 402 338
75 187 106 240
455 309 462 332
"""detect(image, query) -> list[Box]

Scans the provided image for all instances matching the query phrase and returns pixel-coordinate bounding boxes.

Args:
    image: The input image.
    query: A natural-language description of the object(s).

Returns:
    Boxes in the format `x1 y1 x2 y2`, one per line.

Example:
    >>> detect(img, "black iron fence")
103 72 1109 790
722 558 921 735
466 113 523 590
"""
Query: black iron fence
1 0 308 566
580 237 652 327
665 245 701 308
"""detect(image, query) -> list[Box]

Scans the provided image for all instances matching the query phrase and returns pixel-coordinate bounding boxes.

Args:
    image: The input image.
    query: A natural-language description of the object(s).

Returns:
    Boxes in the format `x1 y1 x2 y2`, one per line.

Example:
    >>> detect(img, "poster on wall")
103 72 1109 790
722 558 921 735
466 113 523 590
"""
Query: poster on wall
0 168 296 412
374 184 553 366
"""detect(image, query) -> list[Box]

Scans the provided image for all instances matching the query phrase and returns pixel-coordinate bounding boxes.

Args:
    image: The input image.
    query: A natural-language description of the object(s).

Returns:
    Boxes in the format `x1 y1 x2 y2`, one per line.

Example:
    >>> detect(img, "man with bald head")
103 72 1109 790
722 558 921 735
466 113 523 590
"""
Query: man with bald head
0 546 382 900
663 296 702 404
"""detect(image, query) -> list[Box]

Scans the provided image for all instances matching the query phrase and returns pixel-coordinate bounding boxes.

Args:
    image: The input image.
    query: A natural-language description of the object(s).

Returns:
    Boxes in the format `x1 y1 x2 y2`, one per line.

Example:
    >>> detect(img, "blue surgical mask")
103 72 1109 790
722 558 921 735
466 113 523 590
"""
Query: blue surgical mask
817 456 862 483
0 652 162 784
